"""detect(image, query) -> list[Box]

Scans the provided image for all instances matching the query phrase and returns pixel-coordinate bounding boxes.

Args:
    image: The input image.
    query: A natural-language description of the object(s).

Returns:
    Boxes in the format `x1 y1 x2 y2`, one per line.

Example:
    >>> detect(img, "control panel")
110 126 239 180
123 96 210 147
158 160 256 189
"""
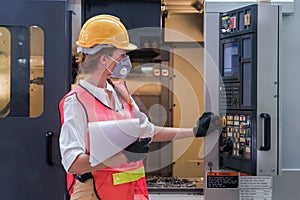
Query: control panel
219 111 256 174
221 113 252 159
218 4 280 176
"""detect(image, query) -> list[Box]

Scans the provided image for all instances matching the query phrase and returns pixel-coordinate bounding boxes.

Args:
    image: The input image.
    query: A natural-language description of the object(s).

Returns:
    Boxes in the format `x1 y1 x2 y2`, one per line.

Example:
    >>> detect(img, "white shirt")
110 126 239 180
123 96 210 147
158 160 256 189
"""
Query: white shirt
59 80 155 172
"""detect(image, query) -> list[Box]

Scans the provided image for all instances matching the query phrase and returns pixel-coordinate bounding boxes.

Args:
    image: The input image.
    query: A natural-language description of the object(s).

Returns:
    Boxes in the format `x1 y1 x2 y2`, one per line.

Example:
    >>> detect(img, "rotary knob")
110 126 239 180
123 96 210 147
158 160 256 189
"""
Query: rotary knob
240 120 251 129
238 148 244 156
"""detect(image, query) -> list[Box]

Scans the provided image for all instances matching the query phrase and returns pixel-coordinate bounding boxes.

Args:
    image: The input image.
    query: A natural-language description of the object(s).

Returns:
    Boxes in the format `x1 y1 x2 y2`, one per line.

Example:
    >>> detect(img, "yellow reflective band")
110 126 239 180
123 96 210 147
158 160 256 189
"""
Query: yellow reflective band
112 166 145 185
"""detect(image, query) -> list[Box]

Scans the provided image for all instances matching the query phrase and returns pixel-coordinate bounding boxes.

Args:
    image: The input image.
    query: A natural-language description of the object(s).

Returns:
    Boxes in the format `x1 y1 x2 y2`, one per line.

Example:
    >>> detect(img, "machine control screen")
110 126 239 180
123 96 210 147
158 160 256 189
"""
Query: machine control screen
223 44 239 77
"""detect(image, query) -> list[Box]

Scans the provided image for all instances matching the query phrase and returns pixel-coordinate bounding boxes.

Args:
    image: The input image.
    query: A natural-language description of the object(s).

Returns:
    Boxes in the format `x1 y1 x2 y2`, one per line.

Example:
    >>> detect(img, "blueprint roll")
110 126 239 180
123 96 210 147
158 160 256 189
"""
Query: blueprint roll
88 118 140 166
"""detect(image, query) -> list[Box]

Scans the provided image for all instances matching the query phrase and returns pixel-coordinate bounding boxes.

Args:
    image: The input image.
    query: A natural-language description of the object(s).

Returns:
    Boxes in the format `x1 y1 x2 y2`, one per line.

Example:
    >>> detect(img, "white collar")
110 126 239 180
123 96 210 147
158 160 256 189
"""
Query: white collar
78 79 122 111
79 79 114 92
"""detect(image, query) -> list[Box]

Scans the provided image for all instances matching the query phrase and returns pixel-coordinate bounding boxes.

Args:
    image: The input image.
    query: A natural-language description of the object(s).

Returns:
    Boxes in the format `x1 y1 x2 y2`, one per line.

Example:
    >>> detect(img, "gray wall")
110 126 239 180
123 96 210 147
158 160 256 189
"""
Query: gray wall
280 0 300 171
273 0 300 199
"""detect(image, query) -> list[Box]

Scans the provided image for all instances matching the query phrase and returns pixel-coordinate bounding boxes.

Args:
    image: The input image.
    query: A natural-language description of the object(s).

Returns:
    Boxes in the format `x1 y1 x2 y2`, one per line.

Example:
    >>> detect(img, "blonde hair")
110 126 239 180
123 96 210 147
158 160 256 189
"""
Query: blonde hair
78 47 117 74
107 79 132 107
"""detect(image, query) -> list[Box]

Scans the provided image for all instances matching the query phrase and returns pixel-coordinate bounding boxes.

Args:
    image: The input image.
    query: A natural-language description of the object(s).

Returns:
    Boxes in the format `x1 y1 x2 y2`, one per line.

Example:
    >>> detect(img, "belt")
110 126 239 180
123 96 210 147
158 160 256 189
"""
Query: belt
73 172 93 183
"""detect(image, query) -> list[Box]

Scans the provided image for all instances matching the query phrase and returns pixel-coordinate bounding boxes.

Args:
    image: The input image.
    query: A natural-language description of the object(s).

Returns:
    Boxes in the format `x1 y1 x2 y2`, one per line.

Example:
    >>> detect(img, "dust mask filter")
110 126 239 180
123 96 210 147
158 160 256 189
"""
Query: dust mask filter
108 56 132 79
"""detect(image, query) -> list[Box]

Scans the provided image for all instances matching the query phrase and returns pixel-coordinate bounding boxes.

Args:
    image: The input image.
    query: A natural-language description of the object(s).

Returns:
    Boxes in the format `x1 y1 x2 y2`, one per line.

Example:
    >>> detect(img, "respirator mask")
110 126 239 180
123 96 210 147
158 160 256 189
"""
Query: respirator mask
107 55 132 79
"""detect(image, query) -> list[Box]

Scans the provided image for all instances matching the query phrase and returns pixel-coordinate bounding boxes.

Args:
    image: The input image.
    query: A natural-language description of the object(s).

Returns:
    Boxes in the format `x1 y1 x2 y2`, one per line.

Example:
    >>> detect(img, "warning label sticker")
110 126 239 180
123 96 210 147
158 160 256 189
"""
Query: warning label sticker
239 176 272 200
239 176 272 189
206 171 273 200
207 172 239 188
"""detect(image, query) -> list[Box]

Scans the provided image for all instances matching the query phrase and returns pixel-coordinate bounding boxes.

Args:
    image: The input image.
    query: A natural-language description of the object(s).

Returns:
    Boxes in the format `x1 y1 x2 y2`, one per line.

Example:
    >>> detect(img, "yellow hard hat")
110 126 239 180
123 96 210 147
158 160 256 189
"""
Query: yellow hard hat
76 14 137 50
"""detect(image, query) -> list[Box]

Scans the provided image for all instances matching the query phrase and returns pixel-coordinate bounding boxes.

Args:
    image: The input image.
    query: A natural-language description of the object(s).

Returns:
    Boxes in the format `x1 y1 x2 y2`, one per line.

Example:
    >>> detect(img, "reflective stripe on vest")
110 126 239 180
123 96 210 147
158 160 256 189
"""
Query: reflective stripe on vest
112 166 146 185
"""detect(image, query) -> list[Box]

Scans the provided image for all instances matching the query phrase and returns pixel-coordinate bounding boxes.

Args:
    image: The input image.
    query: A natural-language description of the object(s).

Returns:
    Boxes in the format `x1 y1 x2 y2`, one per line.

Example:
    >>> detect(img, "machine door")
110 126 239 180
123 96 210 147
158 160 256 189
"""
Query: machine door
0 1 70 199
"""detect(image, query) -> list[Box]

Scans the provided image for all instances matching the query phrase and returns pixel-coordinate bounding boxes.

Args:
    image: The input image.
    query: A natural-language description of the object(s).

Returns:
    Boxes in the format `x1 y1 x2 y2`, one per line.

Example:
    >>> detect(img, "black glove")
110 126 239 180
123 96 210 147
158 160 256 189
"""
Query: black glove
123 137 151 163
221 137 233 155
193 112 222 137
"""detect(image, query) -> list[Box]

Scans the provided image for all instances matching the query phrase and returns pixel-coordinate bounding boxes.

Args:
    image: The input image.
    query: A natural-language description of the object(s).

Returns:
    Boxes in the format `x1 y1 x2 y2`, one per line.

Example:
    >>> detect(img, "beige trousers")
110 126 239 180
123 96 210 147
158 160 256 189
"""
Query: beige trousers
71 179 98 200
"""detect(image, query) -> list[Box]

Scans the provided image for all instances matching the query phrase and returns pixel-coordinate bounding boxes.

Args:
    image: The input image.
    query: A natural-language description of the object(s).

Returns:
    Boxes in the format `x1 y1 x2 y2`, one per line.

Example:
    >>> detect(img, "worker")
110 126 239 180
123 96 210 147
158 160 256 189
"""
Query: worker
59 14 221 200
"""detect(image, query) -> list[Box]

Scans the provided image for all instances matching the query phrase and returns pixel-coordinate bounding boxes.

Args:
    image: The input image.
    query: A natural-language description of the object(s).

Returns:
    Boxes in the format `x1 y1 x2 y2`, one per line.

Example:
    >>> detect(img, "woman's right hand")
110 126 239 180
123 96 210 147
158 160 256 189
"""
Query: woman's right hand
123 137 151 163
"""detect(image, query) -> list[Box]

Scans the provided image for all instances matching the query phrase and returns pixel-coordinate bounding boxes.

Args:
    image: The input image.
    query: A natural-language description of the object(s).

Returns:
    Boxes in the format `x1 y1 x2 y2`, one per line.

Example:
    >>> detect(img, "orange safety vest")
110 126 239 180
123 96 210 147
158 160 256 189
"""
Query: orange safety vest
59 81 149 200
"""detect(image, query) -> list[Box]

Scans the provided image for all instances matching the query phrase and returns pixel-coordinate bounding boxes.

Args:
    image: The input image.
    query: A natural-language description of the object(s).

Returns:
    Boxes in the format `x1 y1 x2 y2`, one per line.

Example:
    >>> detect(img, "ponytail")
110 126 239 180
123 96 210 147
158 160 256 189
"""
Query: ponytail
107 79 132 108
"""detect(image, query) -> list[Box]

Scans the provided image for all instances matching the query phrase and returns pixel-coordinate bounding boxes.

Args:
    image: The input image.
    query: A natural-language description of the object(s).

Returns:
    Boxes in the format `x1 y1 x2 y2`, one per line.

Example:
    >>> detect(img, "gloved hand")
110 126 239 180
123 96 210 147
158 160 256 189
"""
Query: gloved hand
221 137 233 155
193 112 222 137
123 137 151 163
